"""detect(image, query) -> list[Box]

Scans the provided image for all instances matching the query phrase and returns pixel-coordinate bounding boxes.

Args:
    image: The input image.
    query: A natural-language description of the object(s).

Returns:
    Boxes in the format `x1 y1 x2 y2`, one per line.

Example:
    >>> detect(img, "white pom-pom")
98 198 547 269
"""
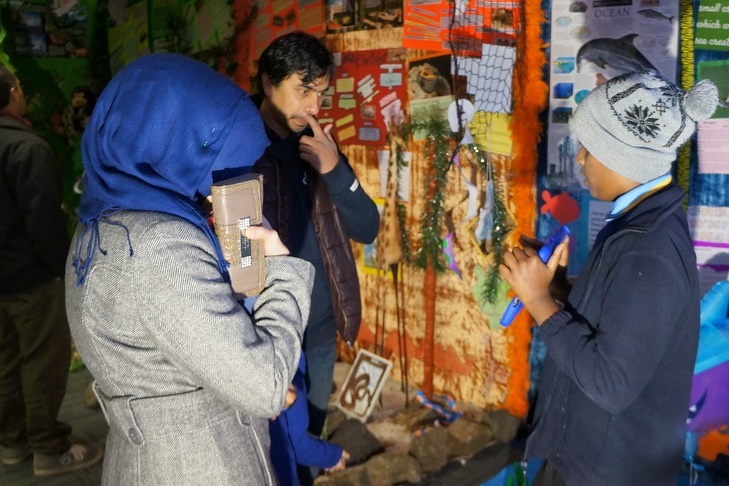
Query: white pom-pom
684 79 719 122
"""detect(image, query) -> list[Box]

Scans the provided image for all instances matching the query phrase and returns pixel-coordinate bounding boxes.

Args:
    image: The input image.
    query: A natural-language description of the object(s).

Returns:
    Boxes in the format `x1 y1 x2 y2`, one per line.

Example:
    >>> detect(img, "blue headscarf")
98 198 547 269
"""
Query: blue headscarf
72 53 269 285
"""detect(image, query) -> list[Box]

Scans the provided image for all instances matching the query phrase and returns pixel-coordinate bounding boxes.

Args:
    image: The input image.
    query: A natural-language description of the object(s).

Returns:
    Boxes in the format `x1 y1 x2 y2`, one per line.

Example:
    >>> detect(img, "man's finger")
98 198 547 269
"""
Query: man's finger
323 123 335 140
302 113 325 137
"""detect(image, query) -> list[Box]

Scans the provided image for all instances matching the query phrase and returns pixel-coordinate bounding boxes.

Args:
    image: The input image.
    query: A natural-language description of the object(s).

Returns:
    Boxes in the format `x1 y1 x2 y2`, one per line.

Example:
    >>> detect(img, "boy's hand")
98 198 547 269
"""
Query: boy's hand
499 239 568 325
519 234 571 302
325 450 350 473
270 384 297 421
298 114 339 174
283 384 297 408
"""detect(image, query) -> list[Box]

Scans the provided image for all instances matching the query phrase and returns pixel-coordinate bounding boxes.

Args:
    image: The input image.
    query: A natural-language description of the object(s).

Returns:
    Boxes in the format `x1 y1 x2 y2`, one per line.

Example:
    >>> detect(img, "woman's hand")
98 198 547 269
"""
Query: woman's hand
243 225 289 257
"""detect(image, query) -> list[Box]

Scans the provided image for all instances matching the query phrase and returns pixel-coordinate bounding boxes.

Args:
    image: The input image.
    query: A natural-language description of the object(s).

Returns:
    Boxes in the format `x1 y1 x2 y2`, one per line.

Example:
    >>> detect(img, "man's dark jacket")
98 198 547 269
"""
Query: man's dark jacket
254 146 378 344
0 115 69 295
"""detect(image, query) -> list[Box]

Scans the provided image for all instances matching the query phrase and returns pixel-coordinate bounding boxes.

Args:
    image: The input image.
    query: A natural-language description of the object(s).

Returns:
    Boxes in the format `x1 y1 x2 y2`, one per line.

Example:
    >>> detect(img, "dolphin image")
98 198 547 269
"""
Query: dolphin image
637 9 674 24
576 34 657 73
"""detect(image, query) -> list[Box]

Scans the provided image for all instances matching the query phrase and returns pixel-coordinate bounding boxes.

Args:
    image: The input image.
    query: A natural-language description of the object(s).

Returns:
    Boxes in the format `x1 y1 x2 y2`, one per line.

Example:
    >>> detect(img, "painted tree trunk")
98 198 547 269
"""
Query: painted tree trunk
422 262 436 399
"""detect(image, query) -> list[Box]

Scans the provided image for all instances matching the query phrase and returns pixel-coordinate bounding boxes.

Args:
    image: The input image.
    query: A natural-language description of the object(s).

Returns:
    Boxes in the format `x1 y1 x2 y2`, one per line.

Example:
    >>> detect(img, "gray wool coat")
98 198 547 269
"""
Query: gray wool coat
65 211 314 485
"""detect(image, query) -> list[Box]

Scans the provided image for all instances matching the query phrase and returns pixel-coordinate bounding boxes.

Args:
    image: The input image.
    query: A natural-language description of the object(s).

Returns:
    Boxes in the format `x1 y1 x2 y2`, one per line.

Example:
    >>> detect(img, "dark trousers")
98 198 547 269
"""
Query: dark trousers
0 278 72 455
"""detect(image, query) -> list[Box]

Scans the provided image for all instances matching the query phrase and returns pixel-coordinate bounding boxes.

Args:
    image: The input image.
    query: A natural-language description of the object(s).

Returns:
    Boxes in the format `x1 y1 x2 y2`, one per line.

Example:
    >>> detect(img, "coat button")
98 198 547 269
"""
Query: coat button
129 428 143 445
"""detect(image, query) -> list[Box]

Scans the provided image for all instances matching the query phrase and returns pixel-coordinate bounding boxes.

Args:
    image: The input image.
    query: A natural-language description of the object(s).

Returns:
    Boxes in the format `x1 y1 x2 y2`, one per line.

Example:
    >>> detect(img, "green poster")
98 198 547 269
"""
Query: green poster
698 60 729 118
696 0 729 51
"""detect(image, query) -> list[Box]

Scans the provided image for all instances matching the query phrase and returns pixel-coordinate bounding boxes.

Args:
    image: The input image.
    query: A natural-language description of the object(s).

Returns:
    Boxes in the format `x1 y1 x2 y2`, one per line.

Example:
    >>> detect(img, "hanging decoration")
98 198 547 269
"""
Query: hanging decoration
391 127 412 264
374 121 411 404
464 143 511 305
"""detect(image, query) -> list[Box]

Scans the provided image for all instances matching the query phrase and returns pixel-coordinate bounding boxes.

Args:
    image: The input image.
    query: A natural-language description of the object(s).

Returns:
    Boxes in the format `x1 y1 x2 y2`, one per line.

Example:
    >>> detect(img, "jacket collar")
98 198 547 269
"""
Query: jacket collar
0 112 32 128
611 182 685 234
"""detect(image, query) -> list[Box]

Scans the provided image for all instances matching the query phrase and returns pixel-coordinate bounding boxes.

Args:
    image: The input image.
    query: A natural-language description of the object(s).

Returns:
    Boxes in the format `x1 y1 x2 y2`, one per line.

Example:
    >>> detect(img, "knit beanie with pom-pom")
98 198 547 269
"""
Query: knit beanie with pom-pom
569 69 719 183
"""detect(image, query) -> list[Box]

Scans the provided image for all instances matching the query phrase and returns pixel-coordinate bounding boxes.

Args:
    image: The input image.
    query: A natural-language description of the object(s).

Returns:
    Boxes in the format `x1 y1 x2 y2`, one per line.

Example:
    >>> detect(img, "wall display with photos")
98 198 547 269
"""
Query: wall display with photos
318 48 406 146
407 54 454 141
250 0 326 60
402 0 518 54
11 0 88 58
357 0 403 31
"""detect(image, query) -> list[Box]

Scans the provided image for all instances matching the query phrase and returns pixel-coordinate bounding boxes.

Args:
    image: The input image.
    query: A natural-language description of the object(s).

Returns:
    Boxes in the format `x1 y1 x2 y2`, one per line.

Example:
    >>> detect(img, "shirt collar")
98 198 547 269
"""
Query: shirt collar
606 174 672 222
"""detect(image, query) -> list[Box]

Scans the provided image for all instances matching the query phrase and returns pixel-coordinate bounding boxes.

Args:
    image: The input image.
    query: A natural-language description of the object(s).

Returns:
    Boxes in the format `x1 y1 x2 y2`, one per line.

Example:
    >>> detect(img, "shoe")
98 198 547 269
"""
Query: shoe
33 443 104 476
2 444 32 465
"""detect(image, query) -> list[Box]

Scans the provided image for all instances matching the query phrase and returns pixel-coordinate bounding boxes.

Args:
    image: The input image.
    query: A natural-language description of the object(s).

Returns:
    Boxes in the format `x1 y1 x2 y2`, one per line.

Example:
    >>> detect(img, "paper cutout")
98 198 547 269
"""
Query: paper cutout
471 112 513 157
338 125 356 141
336 77 355 92
336 114 354 127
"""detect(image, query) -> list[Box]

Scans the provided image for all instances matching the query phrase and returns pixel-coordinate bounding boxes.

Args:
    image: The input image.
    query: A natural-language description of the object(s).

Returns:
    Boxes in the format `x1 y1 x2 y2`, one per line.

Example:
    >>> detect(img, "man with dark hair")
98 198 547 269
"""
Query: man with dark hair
0 64 103 476
252 31 379 477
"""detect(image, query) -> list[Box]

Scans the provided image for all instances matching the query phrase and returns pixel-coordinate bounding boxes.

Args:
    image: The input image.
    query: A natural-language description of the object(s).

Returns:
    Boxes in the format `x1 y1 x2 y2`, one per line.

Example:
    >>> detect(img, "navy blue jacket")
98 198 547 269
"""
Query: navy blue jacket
526 184 700 485
269 355 343 485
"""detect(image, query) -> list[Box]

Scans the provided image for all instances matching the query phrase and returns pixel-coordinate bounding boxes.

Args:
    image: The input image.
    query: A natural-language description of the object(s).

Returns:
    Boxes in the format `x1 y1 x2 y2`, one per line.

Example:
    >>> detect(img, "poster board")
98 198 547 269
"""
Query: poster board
318 48 406 146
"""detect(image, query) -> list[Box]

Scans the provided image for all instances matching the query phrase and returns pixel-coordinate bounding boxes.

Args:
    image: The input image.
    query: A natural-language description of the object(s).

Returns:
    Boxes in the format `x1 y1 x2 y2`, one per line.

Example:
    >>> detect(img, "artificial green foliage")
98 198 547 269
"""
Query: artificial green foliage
395 118 509 299
403 117 455 272
0 25 12 69
469 143 510 304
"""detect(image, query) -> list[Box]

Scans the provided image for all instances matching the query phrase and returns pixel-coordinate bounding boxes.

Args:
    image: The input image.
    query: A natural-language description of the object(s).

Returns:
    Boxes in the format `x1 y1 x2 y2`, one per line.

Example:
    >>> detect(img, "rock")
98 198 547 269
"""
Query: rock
479 409 523 444
366 420 411 454
314 463 371 485
329 418 384 465
364 452 422 485
325 409 348 437
409 426 449 474
390 406 440 432
447 417 495 458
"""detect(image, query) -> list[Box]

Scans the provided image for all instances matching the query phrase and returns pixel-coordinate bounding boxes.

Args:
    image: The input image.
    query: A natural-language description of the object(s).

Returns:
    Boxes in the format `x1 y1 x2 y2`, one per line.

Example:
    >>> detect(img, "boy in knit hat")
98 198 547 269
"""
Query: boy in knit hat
499 69 718 485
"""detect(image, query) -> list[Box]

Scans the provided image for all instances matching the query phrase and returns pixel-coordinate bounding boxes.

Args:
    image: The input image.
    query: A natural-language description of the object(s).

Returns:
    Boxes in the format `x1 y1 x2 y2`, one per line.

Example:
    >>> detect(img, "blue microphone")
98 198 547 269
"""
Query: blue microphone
500 225 570 327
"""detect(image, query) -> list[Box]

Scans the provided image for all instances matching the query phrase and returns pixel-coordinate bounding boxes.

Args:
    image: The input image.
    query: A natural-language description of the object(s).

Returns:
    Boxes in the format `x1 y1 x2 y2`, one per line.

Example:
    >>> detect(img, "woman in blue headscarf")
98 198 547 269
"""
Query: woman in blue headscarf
65 54 314 485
